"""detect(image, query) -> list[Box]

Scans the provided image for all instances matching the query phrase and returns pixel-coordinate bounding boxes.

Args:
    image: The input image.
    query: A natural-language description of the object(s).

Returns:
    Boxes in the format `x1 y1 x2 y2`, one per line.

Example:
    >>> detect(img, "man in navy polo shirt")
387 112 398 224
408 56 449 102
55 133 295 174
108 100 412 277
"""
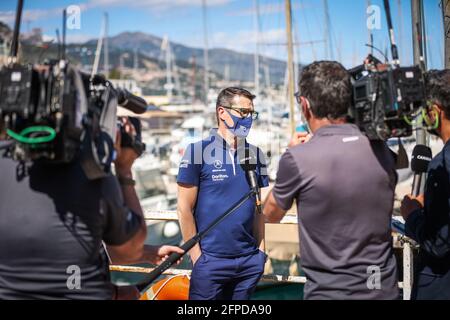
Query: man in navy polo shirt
401 69 450 299
177 87 269 300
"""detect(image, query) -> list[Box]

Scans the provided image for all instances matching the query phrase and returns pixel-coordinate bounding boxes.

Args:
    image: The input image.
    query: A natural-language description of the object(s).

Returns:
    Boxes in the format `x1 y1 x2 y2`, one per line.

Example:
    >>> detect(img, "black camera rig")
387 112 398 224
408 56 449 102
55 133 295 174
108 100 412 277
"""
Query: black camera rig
348 0 426 140
0 59 84 163
0 0 147 179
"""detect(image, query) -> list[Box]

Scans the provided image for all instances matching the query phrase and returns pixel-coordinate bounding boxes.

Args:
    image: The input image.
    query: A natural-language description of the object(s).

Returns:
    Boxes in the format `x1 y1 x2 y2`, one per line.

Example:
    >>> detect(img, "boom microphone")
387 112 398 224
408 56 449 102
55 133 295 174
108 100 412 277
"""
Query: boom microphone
238 147 262 214
410 144 432 196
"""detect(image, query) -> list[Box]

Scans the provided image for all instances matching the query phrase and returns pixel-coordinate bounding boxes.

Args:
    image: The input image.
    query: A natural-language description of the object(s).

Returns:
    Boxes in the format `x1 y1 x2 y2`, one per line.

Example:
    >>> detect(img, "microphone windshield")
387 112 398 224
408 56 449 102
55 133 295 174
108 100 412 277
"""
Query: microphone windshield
238 147 257 171
411 144 432 173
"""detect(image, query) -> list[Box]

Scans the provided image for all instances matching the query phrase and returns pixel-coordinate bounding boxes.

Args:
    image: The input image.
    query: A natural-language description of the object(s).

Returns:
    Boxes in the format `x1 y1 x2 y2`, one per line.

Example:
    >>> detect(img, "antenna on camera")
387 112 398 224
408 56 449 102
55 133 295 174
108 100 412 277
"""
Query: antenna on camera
9 0 24 64
383 0 400 66
56 28 61 60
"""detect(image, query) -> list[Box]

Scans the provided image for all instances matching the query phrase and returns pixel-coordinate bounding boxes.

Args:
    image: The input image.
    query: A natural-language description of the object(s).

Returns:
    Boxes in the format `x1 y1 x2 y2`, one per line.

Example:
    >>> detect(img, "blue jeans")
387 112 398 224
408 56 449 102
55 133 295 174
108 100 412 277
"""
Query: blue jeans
189 250 266 300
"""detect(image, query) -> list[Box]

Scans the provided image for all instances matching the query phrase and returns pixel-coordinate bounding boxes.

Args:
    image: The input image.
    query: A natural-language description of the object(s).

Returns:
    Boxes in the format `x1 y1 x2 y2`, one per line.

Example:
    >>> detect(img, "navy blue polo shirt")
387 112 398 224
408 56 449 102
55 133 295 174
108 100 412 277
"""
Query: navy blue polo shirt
405 140 450 299
177 129 269 258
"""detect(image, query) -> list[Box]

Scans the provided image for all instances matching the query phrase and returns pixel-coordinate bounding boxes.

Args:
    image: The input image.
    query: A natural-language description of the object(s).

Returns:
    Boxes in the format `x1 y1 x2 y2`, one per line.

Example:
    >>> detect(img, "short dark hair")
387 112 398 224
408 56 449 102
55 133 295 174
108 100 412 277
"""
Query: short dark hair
298 61 351 119
215 87 255 125
424 69 450 119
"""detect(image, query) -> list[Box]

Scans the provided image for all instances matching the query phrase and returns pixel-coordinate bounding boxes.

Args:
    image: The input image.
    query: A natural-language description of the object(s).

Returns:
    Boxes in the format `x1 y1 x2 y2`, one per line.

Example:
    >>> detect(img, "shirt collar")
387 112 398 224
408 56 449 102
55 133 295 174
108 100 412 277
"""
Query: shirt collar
210 128 238 150
445 139 450 148
312 123 363 137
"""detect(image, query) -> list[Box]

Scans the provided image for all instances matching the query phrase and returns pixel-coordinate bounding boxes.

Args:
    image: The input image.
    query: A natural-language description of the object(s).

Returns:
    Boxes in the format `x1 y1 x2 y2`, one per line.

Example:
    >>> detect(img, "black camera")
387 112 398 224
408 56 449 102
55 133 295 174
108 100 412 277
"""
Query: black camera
347 0 429 141
0 0 149 180
0 60 83 162
349 57 426 140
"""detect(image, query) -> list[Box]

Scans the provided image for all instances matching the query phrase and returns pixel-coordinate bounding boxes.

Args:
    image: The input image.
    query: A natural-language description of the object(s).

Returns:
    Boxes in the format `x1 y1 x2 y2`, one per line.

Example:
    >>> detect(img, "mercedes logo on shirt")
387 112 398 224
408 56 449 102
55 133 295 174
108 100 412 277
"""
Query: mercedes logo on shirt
214 160 223 169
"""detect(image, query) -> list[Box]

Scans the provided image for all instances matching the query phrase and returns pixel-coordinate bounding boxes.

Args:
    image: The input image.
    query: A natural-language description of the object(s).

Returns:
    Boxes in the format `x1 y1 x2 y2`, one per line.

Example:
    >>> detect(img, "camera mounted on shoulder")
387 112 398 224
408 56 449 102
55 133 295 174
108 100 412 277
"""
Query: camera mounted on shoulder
0 0 147 180
348 0 427 141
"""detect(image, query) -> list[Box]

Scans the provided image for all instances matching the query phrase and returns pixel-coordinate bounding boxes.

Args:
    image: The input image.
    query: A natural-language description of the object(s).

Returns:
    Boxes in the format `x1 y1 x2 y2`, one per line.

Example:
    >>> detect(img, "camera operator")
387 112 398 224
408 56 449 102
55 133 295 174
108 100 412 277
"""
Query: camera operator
401 69 450 300
0 113 183 300
263 61 399 300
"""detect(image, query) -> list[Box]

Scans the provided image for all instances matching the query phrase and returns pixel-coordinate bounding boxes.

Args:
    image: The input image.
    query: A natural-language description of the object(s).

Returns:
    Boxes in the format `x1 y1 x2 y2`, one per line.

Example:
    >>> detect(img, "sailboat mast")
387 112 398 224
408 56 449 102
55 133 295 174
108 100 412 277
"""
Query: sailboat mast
91 15 105 77
285 0 296 136
366 0 374 55
191 55 197 103
443 0 449 68
254 0 260 98
163 36 173 102
397 0 404 63
103 12 109 76
133 48 138 74
202 0 210 107
62 9 66 60
411 0 426 70
410 0 428 206
323 0 333 60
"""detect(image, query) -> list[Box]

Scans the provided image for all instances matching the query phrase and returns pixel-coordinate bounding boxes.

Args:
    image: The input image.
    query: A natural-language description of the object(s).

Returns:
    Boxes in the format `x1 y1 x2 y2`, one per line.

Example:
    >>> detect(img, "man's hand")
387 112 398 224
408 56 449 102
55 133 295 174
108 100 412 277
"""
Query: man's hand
114 117 139 176
400 194 424 221
144 245 185 265
289 132 312 148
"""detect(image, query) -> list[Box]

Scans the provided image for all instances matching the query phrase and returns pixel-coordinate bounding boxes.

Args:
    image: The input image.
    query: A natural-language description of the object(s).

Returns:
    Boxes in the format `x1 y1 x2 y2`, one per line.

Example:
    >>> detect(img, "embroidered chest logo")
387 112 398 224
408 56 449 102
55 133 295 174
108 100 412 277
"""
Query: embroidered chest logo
213 160 223 169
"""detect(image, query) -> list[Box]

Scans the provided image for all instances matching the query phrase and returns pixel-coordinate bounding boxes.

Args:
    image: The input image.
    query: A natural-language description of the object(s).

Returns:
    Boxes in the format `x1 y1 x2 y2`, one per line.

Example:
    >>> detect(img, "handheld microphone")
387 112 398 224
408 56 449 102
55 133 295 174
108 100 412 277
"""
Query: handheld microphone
116 88 148 114
410 144 432 196
238 147 262 214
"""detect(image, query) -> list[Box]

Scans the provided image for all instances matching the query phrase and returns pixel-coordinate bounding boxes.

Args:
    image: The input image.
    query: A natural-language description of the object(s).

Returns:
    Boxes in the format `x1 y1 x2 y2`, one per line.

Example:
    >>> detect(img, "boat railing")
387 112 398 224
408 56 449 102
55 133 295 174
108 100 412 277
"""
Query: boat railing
110 210 416 300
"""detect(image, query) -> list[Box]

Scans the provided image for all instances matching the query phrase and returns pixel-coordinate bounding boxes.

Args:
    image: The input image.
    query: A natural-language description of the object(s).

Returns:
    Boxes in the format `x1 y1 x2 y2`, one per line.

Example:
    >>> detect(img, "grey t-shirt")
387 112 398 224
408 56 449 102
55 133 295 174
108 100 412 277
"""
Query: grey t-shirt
273 124 399 300
0 155 142 299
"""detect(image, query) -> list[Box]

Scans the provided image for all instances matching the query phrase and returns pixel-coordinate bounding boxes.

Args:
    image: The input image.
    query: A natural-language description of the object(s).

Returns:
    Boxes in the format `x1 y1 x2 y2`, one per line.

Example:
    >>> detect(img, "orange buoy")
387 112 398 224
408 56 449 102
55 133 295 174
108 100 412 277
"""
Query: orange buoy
139 275 190 300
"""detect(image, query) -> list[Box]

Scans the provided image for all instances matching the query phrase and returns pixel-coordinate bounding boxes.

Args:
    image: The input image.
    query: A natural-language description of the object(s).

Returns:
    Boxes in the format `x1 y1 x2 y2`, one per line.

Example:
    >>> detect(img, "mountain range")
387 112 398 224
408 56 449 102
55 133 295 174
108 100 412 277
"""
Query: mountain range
1 23 292 96
84 31 288 85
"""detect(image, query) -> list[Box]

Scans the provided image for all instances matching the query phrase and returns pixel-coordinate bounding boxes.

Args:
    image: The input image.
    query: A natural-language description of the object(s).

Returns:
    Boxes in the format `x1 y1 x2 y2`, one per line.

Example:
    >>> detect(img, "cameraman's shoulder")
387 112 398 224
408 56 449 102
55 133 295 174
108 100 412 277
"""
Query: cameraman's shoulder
287 137 317 159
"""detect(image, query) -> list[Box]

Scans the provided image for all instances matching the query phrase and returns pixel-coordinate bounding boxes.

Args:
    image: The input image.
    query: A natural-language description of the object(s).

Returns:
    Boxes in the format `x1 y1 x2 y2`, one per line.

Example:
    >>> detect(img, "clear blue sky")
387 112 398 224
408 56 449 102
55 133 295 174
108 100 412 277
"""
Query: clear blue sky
0 0 445 69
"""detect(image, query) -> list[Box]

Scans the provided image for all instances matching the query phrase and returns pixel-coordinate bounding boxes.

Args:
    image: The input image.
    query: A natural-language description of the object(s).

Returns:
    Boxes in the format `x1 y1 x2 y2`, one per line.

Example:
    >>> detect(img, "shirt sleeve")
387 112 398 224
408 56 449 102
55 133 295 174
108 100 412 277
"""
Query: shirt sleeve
405 208 450 258
405 147 450 258
177 143 202 186
101 175 143 246
256 147 269 188
272 150 301 211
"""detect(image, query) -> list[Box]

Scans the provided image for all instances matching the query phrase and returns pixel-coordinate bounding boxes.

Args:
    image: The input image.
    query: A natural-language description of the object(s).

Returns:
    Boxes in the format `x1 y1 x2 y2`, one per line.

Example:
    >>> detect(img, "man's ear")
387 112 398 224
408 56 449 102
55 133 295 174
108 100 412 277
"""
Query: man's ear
301 97 312 120
218 107 234 127
217 107 225 121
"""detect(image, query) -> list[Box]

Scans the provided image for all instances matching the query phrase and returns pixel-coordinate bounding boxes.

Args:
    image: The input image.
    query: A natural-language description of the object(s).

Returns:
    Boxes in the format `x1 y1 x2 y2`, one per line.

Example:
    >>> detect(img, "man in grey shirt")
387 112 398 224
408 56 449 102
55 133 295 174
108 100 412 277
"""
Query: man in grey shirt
0 117 183 299
263 61 399 300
